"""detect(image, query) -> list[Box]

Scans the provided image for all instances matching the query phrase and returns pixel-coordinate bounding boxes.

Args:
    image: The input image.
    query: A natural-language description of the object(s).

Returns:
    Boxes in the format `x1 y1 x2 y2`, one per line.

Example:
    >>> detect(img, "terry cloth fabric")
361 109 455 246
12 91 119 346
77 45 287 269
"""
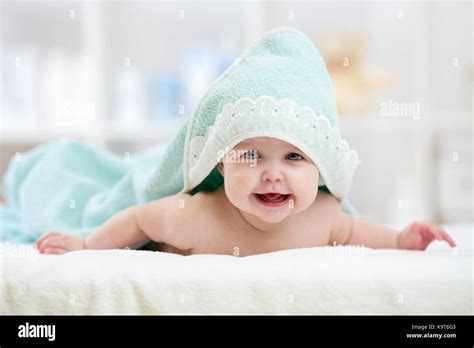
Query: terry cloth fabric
0 27 360 244
1 139 168 243
2 230 472 314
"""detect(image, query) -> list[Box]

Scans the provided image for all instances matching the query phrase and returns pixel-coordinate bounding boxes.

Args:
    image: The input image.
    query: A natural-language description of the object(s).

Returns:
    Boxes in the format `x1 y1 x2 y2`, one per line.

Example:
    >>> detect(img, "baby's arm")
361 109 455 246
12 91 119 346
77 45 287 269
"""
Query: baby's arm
330 213 399 248
329 205 456 250
36 193 194 254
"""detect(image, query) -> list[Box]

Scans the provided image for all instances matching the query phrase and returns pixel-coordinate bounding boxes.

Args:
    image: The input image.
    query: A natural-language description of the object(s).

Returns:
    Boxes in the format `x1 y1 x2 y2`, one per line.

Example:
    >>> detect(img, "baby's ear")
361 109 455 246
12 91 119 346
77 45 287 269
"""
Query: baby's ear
216 161 224 176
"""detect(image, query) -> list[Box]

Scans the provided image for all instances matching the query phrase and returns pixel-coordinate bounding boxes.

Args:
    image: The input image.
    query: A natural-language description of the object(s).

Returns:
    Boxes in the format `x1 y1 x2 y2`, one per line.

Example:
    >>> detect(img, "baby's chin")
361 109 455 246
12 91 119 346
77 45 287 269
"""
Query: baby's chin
243 206 292 224
256 213 289 224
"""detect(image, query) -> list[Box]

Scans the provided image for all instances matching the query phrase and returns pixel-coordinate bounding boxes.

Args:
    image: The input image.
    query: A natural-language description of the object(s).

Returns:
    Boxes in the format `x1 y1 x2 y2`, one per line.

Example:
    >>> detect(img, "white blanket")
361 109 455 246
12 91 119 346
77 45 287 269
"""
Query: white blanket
1 223 472 314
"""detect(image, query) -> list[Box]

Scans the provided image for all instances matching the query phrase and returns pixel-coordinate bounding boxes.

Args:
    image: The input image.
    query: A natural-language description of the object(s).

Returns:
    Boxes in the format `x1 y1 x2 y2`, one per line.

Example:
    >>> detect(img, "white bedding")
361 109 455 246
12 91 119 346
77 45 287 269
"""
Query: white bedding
1 223 472 314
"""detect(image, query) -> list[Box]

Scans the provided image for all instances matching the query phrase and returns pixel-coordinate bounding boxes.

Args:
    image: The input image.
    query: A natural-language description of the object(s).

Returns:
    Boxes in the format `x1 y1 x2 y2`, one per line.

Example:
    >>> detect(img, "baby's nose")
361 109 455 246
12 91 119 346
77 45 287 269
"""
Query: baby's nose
261 169 284 182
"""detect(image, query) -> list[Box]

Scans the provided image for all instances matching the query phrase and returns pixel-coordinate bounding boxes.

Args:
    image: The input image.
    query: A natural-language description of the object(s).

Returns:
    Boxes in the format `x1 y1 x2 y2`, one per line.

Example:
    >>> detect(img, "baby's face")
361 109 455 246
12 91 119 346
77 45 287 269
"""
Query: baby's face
218 137 319 224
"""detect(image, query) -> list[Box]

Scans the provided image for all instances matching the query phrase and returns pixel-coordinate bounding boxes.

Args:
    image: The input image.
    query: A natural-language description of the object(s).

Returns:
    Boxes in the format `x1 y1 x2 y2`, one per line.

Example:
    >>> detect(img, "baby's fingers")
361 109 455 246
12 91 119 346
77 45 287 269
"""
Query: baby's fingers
428 223 446 241
43 246 67 255
35 231 60 249
429 224 457 247
440 229 457 248
38 236 67 253
416 223 438 241
422 223 457 248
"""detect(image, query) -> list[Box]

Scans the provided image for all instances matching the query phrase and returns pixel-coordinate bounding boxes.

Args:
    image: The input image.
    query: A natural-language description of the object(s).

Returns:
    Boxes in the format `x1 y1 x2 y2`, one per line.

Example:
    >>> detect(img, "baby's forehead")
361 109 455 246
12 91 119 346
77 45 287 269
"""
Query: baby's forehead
234 137 299 151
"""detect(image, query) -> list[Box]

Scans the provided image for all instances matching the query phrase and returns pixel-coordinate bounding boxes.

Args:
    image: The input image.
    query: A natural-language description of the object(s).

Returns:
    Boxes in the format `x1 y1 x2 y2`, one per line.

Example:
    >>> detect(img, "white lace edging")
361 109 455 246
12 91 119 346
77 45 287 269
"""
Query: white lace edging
186 96 361 198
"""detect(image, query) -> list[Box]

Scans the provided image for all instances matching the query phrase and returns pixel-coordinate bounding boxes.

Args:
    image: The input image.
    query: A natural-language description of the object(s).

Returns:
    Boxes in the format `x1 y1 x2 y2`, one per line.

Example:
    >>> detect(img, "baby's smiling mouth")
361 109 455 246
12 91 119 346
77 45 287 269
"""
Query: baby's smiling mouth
253 192 292 207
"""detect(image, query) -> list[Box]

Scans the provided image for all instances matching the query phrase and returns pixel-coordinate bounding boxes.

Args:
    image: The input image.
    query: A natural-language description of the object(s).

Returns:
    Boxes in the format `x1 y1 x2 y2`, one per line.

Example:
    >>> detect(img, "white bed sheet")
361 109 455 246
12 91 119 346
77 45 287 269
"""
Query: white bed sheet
1 223 472 314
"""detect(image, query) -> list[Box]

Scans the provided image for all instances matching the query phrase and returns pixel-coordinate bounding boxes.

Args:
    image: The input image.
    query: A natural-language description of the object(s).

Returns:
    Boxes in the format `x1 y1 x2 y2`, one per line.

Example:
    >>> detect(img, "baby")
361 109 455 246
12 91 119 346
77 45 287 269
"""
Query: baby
34 28 456 256
35 136 456 256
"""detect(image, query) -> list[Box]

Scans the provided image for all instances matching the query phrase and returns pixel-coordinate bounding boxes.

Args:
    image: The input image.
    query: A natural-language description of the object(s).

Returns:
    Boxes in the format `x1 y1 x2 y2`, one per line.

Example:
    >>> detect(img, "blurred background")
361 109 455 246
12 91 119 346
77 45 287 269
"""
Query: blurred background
1 1 472 226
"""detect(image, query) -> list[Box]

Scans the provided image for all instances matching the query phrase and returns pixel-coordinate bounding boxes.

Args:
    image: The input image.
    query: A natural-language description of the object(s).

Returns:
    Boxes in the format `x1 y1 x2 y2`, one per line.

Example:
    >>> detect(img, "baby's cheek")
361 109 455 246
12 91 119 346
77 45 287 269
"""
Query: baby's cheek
229 168 254 185
294 173 318 204
224 176 253 211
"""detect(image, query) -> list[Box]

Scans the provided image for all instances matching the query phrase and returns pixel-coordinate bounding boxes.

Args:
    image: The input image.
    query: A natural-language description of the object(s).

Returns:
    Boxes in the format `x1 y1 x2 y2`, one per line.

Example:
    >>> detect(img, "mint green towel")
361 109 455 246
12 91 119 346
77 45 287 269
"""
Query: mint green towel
1 138 168 243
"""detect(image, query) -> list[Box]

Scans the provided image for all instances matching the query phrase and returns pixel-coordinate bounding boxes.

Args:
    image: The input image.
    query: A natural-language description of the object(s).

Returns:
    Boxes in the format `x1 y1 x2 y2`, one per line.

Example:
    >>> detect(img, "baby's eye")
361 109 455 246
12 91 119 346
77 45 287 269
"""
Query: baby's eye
286 152 303 161
242 150 259 160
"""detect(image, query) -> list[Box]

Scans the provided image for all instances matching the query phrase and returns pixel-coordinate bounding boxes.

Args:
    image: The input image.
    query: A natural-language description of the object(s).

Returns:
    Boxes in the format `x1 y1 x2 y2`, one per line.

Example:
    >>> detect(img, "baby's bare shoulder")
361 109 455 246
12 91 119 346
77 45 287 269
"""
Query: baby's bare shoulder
169 190 226 244
312 190 342 214
134 190 226 253
166 191 213 227
306 191 343 231
313 191 355 245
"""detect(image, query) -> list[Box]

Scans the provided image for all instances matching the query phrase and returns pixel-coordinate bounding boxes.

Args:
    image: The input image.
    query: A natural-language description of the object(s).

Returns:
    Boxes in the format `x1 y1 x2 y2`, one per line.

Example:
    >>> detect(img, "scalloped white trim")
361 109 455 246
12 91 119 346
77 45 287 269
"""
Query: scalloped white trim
185 96 361 199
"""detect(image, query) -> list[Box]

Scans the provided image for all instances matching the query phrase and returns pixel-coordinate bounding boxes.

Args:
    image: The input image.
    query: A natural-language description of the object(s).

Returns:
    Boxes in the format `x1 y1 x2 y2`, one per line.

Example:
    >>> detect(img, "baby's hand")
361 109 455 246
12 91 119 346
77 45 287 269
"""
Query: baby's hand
35 231 86 255
396 221 457 250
